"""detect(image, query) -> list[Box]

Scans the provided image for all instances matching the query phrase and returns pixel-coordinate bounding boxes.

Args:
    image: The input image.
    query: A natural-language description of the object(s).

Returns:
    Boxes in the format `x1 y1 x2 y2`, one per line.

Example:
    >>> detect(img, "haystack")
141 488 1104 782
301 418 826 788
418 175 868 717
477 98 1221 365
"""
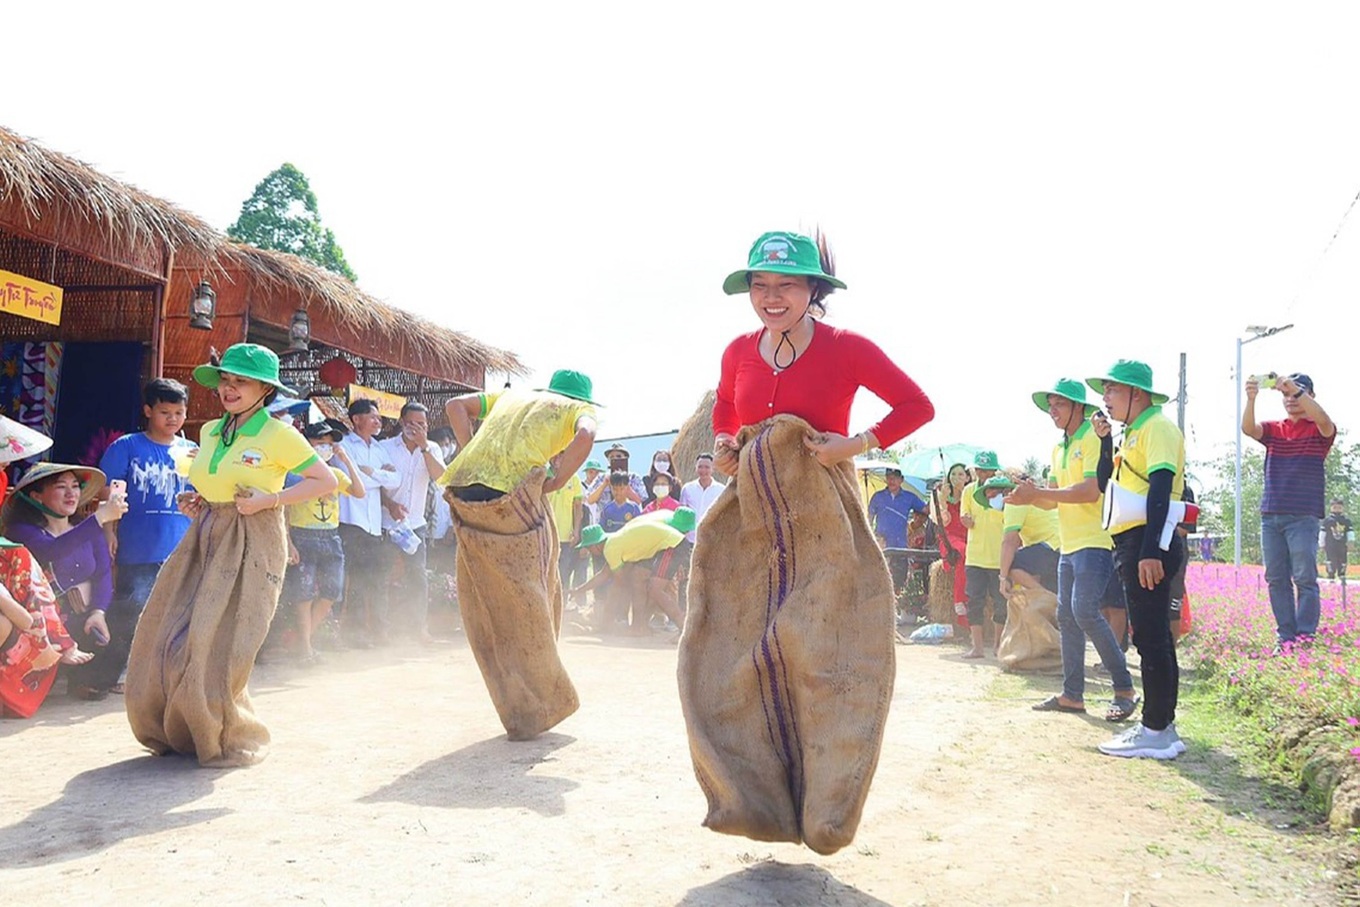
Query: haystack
671 390 716 483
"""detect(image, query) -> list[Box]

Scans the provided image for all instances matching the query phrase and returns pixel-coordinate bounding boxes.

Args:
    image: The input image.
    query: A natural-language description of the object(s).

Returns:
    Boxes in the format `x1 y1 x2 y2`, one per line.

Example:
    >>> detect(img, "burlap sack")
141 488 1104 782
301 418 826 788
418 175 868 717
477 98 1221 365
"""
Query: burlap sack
678 415 895 855
927 559 957 625
125 504 287 767
997 586 1062 671
449 467 579 740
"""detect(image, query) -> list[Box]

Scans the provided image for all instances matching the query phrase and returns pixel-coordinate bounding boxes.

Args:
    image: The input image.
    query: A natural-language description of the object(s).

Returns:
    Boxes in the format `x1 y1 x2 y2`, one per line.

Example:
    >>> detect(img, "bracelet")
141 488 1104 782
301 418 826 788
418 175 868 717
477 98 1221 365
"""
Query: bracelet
273 492 281 509
860 433 872 454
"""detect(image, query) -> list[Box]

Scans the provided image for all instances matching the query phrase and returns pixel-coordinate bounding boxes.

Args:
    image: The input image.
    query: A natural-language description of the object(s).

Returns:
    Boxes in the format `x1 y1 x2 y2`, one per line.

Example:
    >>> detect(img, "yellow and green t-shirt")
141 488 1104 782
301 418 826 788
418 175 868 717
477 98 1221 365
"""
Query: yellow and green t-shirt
960 480 1004 569
438 389 596 494
289 467 354 530
548 474 583 540
1109 405 1185 536
1051 420 1112 554
602 519 685 572
190 409 319 504
1002 502 1060 548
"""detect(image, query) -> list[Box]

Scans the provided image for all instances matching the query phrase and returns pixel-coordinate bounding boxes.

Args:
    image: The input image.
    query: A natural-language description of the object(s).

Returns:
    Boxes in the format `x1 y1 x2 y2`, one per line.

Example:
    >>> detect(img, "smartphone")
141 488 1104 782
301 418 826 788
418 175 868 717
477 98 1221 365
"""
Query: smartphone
91 624 109 645
109 479 127 501
1251 373 1278 388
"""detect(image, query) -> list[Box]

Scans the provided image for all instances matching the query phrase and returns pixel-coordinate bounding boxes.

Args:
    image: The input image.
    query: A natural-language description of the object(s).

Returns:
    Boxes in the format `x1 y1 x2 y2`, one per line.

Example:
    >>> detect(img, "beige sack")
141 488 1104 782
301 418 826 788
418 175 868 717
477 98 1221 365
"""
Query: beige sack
125 504 286 767
449 467 579 740
997 586 1063 672
678 415 895 855
927 559 958 625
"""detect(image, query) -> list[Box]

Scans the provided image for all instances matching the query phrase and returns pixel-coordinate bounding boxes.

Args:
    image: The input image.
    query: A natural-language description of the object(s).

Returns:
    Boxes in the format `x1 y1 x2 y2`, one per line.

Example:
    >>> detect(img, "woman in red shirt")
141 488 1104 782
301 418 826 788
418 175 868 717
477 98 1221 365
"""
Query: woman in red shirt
712 233 933 470
932 462 972 621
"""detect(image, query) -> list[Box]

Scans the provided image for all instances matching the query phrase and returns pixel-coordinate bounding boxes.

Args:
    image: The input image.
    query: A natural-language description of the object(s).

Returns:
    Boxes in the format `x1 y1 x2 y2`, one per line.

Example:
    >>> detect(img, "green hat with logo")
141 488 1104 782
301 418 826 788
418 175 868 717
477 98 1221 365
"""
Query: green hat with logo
536 369 599 406
668 506 697 535
1032 378 1098 416
973 474 1016 508
192 343 291 392
722 231 848 296
973 450 1000 471
1087 359 1169 405
577 525 608 548
583 459 606 472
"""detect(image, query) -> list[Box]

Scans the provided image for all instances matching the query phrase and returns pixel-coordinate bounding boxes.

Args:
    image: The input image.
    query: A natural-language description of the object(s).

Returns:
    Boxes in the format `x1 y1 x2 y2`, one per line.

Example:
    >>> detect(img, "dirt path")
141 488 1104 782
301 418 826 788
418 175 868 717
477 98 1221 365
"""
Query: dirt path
1 632 1349 905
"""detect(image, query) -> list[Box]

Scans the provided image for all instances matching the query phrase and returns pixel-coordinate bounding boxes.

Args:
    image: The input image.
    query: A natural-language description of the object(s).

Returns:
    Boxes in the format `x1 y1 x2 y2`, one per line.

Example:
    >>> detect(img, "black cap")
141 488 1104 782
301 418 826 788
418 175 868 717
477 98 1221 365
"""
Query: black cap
1288 373 1315 395
885 468 903 478
303 420 345 441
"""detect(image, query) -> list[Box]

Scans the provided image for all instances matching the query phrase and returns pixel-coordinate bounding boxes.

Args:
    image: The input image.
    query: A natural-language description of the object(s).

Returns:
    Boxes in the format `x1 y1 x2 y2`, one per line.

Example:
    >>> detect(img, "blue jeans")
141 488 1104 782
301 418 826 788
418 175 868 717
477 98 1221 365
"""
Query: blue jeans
1262 513 1322 641
1057 548 1133 701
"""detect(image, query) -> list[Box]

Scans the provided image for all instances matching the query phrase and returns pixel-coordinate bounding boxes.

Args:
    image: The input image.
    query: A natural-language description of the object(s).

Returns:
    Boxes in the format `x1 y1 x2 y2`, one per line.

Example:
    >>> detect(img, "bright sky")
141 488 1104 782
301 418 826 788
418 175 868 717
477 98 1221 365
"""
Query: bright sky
6 3 1358 481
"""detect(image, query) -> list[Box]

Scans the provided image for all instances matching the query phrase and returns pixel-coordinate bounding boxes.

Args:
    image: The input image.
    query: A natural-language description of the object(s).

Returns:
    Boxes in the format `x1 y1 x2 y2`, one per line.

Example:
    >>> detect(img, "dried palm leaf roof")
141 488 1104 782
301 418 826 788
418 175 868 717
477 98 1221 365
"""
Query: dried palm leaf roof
226 244 525 377
0 125 226 262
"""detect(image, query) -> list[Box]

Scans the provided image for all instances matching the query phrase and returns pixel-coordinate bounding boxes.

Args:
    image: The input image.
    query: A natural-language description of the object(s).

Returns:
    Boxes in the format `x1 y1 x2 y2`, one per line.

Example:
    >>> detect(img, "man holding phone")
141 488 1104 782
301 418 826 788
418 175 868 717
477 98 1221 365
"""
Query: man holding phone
1242 372 1337 648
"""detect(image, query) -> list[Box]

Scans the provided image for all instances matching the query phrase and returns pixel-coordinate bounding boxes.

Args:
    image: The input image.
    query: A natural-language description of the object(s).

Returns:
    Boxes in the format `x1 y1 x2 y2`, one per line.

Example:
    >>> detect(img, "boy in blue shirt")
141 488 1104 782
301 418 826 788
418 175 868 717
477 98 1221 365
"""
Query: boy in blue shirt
98 378 193 690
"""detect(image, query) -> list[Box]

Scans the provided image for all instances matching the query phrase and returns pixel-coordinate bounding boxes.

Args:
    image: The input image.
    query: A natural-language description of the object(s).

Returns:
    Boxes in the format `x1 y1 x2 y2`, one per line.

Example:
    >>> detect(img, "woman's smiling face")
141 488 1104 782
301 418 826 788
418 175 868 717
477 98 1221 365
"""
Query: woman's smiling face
217 372 270 415
748 271 813 334
33 472 82 517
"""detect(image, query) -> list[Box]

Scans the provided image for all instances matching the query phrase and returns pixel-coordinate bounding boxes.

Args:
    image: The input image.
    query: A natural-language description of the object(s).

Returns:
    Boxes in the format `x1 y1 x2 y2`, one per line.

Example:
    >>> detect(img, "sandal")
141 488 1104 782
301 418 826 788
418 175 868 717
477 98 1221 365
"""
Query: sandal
1032 695 1085 714
1105 695 1140 722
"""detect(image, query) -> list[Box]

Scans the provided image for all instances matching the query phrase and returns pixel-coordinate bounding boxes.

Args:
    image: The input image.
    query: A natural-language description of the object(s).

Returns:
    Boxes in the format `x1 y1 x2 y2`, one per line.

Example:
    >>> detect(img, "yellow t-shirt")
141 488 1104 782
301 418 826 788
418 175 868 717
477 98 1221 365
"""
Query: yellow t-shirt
438 389 596 494
190 409 319 503
289 467 354 530
1051 421 1112 554
1109 406 1185 536
1002 502 1060 548
961 480 1004 569
602 519 684 572
548 474 583 540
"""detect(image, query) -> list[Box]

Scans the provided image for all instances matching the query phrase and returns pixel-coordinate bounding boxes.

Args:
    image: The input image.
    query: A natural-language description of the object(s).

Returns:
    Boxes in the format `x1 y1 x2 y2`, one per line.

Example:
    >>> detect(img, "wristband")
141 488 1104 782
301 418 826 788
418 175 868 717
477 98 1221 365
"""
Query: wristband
860 433 872 454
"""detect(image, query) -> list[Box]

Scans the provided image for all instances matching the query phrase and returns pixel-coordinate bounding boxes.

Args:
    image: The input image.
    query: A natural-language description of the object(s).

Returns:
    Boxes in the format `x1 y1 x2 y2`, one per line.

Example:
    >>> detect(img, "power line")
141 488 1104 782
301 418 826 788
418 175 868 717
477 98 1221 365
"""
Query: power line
1285 184 1360 315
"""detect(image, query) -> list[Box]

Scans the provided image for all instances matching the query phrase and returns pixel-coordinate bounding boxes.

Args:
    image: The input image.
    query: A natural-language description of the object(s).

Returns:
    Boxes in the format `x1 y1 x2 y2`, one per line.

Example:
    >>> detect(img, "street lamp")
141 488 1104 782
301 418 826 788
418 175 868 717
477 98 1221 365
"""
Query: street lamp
1234 323 1294 565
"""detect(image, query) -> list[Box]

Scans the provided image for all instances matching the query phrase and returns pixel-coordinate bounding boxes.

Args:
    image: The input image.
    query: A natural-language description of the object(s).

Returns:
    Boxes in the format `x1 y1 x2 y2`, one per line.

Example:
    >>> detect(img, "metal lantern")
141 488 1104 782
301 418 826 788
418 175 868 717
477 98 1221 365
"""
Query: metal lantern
288 307 311 352
188 279 216 330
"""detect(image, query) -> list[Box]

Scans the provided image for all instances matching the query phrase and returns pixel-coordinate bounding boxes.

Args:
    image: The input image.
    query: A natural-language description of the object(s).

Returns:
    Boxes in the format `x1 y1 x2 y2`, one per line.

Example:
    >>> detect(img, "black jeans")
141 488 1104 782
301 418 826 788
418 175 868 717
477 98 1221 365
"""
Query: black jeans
65 562 162 691
339 524 391 638
965 566 1003 626
1112 529 1184 731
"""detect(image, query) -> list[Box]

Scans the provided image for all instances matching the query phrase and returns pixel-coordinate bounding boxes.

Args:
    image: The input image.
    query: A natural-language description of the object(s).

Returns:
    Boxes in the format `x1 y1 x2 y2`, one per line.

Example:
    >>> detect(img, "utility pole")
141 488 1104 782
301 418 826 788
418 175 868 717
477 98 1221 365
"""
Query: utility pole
1177 352 1187 434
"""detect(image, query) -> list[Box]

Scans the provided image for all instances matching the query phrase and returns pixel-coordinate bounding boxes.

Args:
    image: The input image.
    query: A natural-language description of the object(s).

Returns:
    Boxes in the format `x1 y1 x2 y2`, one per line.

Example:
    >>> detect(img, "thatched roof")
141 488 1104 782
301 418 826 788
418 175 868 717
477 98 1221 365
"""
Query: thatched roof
0 126 226 266
225 244 525 377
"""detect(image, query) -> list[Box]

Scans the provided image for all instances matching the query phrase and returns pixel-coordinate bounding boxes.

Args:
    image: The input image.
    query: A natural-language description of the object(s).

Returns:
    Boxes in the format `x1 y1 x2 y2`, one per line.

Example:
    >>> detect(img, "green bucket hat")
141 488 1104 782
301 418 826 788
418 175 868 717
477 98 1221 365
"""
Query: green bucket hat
1032 378 1098 416
668 506 697 535
537 369 599 406
583 459 606 472
1087 359 1169 405
722 231 849 296
973 450 1000 471
577 524 608 548
192 343 291 392
972 474 1016 508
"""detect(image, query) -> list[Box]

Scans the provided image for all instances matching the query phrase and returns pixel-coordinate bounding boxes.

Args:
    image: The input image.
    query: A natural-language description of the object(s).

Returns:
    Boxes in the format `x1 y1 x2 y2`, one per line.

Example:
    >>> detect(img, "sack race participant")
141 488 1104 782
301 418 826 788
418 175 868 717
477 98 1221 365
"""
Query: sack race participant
570 508 695 635
681 230 934 854
439 369 598 740
126 344 337 767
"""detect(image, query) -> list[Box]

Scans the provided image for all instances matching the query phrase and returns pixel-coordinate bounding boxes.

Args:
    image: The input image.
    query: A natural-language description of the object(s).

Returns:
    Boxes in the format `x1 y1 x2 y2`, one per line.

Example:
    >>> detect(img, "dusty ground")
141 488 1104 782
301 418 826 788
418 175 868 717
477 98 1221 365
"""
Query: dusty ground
1 626 1352 906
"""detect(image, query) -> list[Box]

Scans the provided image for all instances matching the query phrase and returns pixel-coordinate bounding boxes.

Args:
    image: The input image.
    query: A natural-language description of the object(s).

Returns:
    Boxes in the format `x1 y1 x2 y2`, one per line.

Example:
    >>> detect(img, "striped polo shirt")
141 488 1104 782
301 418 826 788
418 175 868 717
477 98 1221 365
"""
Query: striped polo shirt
1258 419 1334 517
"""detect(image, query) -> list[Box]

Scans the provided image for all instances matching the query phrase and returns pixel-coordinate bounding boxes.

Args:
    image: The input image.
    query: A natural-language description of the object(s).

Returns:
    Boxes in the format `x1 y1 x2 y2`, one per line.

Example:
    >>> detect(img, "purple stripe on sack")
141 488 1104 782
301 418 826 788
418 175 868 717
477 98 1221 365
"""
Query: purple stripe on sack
751 428 804 817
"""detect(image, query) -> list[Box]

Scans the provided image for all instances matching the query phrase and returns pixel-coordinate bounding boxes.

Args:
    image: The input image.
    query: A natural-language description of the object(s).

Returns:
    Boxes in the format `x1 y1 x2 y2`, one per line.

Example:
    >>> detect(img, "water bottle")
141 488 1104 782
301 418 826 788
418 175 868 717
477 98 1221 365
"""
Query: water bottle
909 623 955 644
388 519 422 556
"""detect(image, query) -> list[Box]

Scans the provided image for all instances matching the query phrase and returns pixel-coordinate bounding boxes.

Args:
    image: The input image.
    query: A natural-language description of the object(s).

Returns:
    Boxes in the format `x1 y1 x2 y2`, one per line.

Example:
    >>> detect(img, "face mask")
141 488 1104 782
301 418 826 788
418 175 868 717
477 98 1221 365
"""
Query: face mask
989 495 1005 511
653 485 670 498
314 443 335 461
654 458 670 471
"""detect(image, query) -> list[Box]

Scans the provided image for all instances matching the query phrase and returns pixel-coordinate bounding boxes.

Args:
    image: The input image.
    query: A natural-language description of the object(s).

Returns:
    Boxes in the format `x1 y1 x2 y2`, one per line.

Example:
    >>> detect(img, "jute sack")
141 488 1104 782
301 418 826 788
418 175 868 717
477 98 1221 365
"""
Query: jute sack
927 559 957 625
125 504 286 767
997 586 1062 672
678 415 895 855
449 467 579 740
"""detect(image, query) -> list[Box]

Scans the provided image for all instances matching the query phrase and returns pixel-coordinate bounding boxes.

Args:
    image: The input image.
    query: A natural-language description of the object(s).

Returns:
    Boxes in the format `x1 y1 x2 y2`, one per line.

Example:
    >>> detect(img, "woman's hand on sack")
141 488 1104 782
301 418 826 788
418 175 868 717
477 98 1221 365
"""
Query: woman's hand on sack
713 436 740 477
803 431 858 468
233 487 275 517
176 492 205 519
1137 557 1165 590
84 610 110 646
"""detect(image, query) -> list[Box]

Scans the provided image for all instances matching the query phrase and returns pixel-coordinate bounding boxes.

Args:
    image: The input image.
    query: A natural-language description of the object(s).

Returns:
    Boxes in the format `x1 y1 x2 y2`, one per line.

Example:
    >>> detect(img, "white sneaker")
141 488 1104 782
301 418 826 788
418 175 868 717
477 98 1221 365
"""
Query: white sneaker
1098 724 1182 760
1166 723 1188 755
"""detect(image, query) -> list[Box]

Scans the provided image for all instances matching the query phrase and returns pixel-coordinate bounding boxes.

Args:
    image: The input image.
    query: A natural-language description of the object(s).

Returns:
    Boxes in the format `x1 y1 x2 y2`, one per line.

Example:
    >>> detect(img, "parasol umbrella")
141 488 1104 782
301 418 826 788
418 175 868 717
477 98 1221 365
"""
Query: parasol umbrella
853 458 929 509
897 443 985 480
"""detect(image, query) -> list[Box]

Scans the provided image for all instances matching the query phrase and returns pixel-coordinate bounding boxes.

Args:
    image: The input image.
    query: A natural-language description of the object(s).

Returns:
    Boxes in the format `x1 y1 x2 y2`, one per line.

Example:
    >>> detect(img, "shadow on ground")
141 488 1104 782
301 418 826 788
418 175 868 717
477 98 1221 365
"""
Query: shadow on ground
360 732 578 816
677 862 895 907
0 755 227 867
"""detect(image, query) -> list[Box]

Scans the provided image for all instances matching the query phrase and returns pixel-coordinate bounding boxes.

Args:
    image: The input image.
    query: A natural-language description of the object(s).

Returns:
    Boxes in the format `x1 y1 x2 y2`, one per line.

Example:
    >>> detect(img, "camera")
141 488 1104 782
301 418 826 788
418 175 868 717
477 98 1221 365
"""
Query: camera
1251 372 1277 389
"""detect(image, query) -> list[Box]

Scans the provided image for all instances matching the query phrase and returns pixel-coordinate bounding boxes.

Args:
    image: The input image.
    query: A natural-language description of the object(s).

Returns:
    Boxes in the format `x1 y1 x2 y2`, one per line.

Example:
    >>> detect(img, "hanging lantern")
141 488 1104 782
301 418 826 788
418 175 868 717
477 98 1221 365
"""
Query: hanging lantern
288 307 311 352
188 279 216 330
318 355 357 394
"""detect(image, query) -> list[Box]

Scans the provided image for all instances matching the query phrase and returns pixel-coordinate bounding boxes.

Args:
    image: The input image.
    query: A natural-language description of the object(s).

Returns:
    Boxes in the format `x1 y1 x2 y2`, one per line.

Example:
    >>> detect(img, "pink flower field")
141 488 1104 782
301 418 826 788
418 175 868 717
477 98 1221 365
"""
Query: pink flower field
1184 563 1360 752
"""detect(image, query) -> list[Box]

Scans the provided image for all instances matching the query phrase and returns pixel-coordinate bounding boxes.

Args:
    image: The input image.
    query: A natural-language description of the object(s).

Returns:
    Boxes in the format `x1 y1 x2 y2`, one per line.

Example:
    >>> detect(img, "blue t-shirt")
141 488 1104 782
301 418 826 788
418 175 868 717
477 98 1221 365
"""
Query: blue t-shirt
98 432 193 565
868 488 924 549
599 499 642 534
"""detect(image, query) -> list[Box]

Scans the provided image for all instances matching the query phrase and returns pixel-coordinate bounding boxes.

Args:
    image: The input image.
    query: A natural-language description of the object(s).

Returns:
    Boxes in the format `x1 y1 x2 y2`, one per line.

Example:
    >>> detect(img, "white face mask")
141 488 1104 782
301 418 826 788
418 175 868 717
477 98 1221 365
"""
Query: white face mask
989 495 1005 511
654 458 670 471
652 485 671 498
314 443 335 461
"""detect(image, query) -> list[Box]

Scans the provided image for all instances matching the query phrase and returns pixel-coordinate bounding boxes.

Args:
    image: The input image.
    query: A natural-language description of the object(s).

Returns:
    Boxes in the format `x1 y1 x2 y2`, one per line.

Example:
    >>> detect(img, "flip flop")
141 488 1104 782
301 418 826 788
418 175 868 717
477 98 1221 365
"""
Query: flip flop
1032 695 1086 714
1105 695 1140 722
